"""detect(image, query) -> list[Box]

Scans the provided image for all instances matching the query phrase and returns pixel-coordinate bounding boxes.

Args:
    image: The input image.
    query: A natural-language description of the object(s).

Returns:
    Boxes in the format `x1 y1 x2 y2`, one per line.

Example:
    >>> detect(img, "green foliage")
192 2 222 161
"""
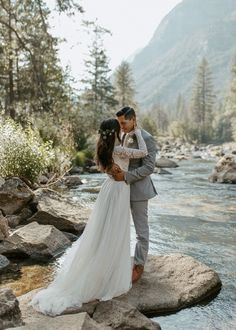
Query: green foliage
0 119 54 182
75 151 86 167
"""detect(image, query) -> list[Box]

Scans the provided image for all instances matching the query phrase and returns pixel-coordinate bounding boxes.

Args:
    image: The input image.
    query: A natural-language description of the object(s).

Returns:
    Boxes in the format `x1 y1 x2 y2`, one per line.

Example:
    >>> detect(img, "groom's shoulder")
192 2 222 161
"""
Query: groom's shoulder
141 129 154 140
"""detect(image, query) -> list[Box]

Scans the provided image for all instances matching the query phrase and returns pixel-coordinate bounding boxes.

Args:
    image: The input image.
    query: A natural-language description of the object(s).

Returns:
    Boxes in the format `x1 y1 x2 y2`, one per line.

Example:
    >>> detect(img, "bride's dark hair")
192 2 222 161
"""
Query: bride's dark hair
96 118 121 171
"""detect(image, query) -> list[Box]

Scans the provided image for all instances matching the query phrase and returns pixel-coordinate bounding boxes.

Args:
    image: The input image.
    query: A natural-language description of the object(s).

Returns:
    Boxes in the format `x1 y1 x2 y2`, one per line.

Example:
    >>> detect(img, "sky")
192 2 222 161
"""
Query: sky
50 0 182 81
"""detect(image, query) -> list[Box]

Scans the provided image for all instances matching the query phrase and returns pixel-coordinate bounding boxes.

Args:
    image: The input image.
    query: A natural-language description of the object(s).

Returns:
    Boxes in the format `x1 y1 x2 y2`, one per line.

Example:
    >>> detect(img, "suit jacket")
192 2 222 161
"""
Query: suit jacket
124 129 157 201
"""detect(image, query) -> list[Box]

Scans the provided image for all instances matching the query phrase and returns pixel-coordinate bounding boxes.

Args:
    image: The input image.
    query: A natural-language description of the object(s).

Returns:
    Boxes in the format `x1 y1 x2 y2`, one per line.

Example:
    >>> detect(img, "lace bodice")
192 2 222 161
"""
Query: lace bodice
112 128 147 171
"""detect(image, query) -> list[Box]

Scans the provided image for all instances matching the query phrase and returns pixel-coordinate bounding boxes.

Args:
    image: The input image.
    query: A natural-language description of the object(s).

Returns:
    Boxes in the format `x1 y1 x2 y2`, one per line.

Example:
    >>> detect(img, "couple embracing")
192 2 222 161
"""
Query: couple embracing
30 106 157 316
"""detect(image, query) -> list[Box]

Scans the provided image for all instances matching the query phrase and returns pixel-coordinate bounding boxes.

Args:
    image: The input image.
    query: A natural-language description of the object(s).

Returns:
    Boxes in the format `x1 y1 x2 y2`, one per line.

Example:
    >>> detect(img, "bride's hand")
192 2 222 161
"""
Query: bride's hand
110 163 122 175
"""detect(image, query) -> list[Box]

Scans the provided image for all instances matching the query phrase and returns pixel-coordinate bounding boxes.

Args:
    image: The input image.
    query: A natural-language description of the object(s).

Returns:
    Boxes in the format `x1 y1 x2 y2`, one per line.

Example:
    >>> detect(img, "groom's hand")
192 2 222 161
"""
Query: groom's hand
112 170 125 181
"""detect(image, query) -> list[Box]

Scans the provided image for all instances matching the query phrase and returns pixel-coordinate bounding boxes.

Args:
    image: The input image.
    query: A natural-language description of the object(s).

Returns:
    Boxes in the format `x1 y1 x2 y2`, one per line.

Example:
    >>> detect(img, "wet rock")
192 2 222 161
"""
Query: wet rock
156 158 178 168
209 155 236 183
0 177 34 215
0 288 23 329
2 222 71 260
69 166 84 175
93 300 161 330
63 175 83 188
0 254 10 272
62 231 79 242
26 189 90 234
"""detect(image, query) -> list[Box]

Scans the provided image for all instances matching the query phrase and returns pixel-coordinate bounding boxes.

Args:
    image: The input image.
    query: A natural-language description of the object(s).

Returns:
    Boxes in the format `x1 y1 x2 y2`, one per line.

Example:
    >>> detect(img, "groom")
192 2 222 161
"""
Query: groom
113 106 157 283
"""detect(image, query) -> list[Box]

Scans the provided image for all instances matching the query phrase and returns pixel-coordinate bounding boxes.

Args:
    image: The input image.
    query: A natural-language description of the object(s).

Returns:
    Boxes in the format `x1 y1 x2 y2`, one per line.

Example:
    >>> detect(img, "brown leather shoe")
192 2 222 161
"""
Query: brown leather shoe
132 264 144 283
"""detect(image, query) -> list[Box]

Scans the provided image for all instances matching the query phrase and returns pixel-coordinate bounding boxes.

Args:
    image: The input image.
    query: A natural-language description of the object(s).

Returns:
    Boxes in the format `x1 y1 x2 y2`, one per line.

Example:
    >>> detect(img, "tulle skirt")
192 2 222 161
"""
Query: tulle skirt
29 178 132 316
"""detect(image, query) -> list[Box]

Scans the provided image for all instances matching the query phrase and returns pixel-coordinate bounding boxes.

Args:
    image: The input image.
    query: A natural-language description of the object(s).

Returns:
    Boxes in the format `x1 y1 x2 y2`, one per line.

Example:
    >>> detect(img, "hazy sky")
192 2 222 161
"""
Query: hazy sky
50 0 182 80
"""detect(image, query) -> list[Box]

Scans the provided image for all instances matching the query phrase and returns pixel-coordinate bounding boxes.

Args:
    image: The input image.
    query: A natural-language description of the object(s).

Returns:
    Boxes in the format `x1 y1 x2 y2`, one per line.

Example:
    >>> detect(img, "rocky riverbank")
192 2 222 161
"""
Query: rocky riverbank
1 254 221 330
0 146 230 329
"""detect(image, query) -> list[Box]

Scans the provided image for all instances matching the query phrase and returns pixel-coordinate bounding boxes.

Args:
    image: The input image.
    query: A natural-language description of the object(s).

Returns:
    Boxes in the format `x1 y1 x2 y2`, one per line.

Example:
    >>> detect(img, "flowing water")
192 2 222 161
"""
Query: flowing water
1 159 236 330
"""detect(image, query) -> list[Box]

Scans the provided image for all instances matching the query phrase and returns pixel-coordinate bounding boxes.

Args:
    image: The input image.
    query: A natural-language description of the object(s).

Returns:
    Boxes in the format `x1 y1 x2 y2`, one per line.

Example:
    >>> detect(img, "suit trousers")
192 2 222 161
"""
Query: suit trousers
130 200 149 266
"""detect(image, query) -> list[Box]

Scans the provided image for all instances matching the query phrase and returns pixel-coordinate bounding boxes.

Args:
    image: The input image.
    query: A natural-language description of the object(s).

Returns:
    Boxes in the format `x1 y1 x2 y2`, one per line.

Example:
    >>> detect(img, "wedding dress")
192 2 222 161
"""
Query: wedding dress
29 129 147 316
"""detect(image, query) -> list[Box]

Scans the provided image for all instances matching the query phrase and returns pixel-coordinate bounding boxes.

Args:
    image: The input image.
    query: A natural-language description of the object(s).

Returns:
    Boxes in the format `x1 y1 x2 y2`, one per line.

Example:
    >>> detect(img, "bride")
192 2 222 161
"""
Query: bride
30 118 148 316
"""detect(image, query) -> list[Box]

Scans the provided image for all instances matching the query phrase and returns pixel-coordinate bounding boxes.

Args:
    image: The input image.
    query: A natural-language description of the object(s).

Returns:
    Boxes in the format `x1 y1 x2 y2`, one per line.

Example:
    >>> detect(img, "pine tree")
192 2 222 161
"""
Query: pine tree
114 61 135 107
190 58 215 143
81 21 117 131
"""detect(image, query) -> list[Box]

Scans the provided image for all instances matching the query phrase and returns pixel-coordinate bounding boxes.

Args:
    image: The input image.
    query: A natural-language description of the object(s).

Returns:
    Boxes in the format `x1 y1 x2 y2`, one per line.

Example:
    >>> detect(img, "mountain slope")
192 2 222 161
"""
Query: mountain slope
131 0 236 110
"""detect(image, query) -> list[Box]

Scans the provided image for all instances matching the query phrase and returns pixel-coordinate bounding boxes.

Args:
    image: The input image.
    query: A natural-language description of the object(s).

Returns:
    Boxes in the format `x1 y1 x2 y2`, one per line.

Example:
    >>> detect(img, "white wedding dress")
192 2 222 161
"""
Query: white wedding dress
30 129 147 316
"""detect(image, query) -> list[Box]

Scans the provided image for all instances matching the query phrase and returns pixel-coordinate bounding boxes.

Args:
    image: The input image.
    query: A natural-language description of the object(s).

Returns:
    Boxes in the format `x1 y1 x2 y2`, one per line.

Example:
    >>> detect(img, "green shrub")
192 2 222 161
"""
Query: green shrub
0 119 55 182
75 151 86 167
83 148 95 159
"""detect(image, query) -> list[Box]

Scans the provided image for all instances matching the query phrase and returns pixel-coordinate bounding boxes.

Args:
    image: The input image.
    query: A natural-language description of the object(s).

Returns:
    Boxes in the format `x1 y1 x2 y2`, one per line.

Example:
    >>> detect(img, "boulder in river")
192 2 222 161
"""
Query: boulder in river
62 175 83 188
155 157 178 168
116 254 221 315
209 155 236 183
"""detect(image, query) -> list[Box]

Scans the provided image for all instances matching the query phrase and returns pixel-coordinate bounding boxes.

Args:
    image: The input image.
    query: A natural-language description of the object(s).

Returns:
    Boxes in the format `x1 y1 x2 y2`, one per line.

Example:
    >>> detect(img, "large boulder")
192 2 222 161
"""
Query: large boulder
209 155 236 183
116 254 221 315
0 222 71 260
0 288 23 329
155 158 178 168
26 189 90 234
0 177 34 215
93 300 161 330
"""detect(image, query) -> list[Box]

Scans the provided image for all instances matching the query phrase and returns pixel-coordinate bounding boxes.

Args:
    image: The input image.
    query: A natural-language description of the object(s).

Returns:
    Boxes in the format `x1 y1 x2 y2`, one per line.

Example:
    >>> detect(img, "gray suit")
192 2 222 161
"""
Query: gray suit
124 129 157 266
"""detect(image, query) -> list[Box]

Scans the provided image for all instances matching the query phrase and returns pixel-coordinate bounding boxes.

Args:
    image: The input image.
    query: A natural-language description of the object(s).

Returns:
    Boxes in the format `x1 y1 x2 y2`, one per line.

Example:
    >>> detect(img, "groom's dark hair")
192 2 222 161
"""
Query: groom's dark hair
116 106 136 120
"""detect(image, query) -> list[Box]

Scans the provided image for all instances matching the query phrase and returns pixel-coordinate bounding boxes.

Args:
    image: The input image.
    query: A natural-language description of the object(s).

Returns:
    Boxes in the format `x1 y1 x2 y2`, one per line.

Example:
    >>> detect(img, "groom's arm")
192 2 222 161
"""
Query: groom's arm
124 135 157 184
